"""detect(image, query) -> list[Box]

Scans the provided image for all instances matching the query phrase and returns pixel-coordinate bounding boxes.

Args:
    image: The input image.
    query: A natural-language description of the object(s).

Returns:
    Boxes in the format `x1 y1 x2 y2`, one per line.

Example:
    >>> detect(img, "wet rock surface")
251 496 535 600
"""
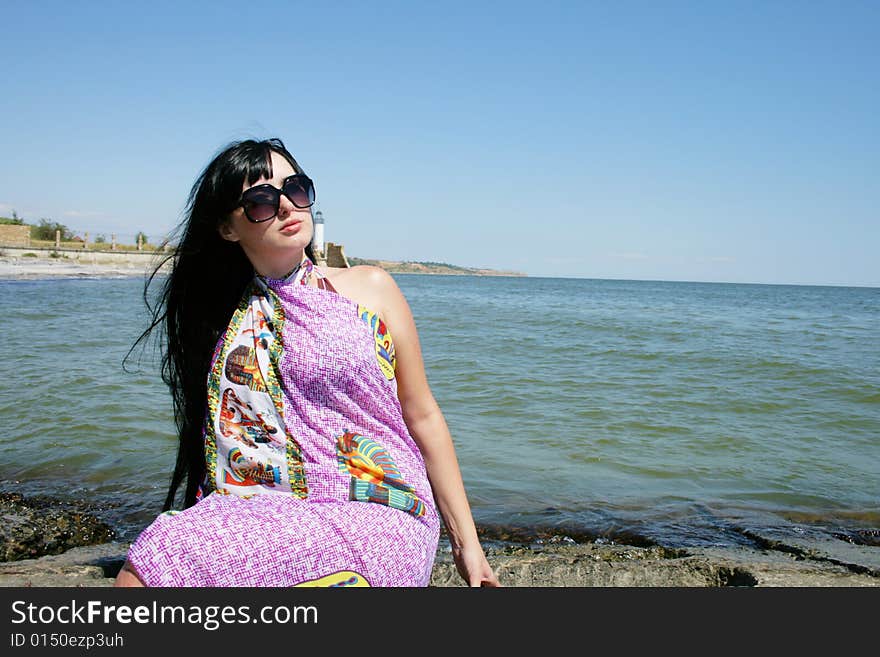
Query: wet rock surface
429 541 879 587
728 525 880 577
0 493 116 562
1 537 877 588
0 543 127 587
0 494 876 587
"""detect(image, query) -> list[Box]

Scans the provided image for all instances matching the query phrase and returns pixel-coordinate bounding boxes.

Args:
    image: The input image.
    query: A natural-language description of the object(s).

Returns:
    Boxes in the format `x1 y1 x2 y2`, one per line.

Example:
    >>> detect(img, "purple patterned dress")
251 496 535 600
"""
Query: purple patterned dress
126 258 440 586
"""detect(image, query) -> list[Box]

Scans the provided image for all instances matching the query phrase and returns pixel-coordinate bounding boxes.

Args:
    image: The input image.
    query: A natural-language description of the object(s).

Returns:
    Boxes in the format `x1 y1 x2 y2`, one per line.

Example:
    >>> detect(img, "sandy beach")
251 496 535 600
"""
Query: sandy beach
0 251 166 280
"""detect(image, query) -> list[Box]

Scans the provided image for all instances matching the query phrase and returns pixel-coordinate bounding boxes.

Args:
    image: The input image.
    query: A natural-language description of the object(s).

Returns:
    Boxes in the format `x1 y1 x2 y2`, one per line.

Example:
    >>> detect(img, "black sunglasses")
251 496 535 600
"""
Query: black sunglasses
238 174 316 223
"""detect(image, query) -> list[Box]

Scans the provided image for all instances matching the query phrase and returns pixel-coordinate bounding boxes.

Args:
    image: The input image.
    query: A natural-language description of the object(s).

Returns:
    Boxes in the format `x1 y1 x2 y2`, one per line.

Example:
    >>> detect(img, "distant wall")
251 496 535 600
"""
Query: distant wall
0 245 167 267
325 242 350 268
0 225 30 246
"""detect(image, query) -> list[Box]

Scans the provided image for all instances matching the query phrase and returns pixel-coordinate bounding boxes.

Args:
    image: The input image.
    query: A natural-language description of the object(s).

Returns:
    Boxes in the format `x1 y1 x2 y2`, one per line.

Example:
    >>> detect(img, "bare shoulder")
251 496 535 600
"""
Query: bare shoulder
317 265 401 316
318 264 393 289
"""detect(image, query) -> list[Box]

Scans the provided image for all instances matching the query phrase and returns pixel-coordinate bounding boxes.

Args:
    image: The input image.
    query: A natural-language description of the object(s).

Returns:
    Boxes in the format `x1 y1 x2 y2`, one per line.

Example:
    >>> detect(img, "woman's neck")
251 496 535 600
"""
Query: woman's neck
247 248 308 280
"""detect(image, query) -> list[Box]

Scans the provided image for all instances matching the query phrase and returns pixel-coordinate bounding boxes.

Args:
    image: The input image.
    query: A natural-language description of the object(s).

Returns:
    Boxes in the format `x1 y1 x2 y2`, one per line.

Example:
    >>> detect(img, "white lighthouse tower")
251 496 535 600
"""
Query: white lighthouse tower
313 209 325 260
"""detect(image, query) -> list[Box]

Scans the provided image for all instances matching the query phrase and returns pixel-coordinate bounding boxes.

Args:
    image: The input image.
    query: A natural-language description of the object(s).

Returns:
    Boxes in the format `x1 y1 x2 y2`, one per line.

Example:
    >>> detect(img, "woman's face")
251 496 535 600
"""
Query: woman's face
219 150 314 275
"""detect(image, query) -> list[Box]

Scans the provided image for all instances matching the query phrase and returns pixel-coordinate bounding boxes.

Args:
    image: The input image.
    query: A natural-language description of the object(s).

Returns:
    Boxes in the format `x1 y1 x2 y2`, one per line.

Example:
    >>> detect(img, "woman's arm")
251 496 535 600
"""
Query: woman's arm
370 267 500 587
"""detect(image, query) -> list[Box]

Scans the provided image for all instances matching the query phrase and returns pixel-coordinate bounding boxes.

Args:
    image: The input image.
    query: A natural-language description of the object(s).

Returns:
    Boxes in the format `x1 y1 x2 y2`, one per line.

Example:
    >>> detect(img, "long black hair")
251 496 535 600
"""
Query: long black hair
131 138 314 511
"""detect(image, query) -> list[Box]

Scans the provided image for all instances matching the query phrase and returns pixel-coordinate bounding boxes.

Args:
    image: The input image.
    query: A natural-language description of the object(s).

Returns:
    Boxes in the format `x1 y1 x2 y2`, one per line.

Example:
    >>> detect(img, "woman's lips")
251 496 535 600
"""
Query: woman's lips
279 220 302 233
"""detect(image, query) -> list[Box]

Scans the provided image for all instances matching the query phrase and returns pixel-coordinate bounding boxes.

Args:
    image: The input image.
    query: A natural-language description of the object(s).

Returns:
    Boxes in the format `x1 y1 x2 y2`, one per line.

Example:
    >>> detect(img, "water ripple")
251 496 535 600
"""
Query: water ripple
2 275 878 546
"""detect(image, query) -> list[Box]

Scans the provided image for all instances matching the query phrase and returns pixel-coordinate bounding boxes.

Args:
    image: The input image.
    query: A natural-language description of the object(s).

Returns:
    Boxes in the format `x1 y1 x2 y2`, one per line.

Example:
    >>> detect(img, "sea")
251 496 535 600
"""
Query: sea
1 273 877 549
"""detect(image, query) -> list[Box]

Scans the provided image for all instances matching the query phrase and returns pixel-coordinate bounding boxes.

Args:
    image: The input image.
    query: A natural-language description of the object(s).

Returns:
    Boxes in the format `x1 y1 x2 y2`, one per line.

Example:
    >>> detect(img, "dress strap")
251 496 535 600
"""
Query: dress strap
315 268 338 293
253 256 338 294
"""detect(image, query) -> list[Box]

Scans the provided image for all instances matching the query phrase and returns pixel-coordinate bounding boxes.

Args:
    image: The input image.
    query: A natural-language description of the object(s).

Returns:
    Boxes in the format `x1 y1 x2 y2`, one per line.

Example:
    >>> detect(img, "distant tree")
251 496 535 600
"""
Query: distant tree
94 234 107 244
0 210 24 225
31 219 73 241
347 257 377 267
419 261 459 269
134 231 149 246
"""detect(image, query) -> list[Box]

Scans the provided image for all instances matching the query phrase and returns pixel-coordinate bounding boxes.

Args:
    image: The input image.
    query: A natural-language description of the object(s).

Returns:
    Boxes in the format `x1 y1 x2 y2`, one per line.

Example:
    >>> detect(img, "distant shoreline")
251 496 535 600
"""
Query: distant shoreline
345 257 526 277
2 255 874 288
0 249 525 280
0 257 161 280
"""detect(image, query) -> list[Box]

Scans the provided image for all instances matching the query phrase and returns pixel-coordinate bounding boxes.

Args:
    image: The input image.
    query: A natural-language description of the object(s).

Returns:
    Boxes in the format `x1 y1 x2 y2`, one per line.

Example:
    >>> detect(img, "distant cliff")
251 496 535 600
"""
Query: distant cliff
347 257 526 277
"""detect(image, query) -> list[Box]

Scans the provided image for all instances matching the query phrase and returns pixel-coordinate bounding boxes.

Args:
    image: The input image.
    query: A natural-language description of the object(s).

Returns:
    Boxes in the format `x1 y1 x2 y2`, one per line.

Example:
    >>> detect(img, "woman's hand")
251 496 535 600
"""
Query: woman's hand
453 543 501 587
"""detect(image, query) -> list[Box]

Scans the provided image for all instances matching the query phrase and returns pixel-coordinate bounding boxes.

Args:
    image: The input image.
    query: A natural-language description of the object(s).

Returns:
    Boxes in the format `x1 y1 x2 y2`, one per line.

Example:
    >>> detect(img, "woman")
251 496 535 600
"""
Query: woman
115 138 499 587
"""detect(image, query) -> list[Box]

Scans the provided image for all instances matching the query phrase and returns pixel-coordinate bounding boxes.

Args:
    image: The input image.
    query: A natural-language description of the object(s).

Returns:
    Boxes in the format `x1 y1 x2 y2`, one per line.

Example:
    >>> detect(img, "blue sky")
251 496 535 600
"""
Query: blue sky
1 1 877 286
